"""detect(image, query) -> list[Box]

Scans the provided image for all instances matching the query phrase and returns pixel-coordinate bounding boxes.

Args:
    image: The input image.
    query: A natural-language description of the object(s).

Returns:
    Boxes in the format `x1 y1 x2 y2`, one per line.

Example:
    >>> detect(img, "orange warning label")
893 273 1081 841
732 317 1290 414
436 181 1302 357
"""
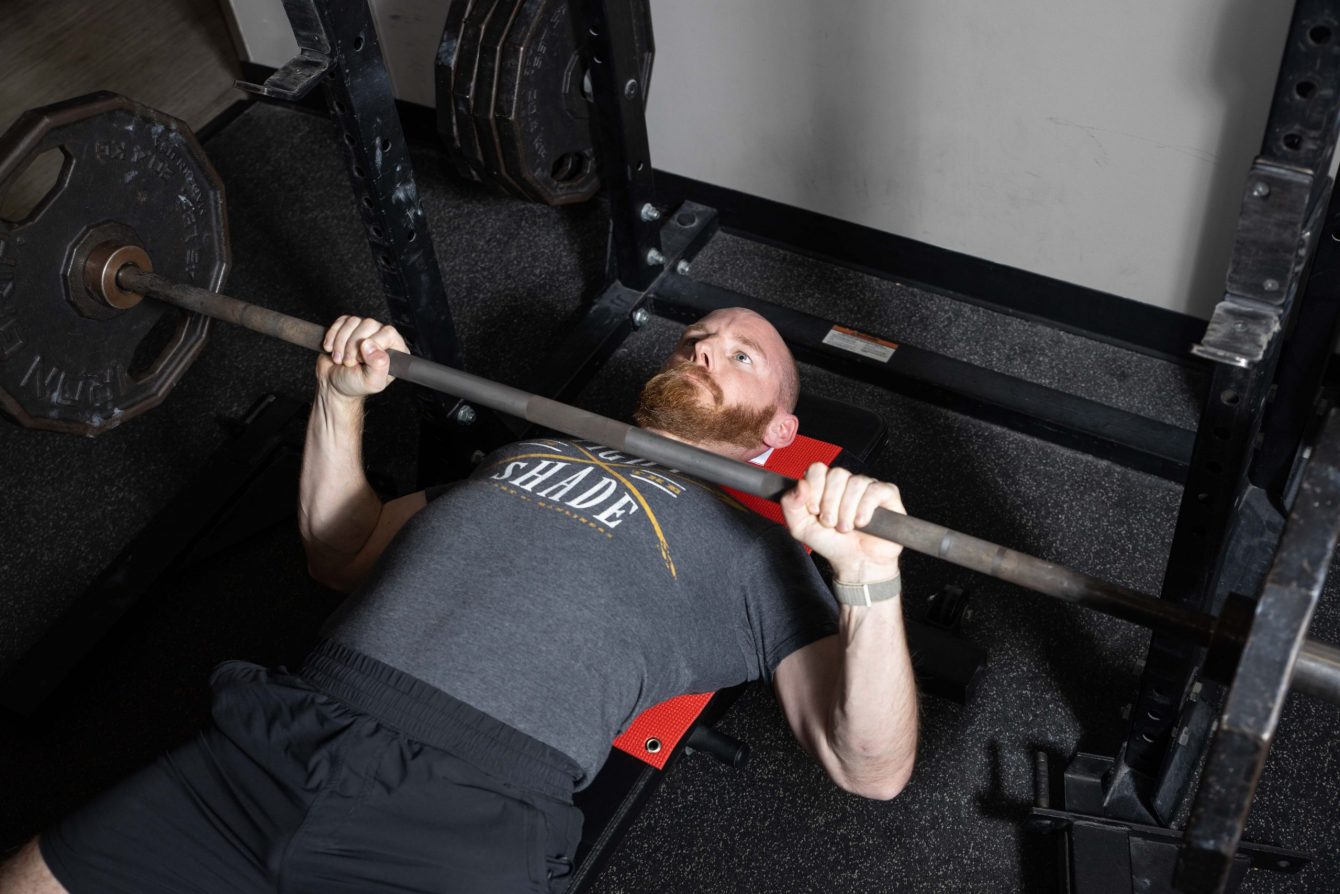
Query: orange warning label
822 325 899 362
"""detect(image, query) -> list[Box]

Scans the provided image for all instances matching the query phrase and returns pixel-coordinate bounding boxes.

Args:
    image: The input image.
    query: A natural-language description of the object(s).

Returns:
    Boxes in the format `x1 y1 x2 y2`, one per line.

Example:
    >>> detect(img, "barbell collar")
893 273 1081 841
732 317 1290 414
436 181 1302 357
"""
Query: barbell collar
87 243 152 310
111 259 1340 704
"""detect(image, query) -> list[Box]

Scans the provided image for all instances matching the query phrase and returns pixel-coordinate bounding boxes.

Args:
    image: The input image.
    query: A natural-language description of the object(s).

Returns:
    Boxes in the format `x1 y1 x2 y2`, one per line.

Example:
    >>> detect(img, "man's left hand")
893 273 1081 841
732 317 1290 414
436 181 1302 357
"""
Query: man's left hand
780 463 906 584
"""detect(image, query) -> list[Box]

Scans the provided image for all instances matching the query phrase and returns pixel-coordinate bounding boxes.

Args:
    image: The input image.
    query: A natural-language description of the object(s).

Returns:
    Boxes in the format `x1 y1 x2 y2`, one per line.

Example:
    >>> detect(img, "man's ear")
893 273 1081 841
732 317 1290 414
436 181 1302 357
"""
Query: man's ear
764 411 799 450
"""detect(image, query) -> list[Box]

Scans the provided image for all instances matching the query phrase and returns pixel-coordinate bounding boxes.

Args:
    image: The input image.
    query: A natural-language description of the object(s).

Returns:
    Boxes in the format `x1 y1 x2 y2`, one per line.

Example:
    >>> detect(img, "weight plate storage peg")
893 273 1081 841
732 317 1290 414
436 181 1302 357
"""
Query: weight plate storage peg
0 92 229 436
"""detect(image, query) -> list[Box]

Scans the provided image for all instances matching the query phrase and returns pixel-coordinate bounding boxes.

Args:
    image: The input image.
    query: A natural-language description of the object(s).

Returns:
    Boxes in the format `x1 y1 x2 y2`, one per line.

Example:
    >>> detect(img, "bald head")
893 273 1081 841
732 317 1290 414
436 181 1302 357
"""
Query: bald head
685 308 798 410
635 308 801 459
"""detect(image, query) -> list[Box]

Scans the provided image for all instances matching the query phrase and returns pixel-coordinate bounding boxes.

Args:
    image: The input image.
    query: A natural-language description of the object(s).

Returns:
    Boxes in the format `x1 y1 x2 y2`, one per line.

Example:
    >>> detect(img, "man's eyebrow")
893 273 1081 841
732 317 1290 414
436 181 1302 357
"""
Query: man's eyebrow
680 326 769 362
735 335 768 360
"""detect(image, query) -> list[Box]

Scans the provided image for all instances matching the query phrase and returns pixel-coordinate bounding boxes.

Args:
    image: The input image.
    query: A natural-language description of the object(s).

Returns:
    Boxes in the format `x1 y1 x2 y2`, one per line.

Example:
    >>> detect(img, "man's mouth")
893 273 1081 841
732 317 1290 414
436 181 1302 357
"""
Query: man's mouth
675 366 719 402
668 362 707 383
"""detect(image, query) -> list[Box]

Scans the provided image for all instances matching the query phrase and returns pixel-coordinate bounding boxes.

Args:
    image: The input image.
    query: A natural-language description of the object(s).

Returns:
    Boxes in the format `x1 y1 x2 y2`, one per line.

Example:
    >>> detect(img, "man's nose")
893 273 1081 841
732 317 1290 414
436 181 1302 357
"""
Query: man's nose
693 340 714 368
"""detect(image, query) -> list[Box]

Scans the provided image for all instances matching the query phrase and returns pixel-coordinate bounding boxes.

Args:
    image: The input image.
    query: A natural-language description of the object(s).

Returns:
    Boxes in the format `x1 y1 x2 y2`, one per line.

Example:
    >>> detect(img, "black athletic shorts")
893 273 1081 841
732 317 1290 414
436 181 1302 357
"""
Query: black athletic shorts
40 640 585 894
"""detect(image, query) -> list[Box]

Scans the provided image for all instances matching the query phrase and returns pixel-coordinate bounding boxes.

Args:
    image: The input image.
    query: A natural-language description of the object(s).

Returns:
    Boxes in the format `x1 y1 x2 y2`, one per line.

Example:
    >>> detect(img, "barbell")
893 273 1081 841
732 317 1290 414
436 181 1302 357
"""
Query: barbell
98 263 1340 703
4 93 1340 705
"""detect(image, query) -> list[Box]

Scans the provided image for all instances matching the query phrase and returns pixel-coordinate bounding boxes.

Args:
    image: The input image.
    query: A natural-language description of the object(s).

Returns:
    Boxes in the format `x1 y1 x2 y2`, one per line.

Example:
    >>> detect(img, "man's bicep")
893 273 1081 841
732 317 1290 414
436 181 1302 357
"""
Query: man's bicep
363 490 428 559
333 490 429 590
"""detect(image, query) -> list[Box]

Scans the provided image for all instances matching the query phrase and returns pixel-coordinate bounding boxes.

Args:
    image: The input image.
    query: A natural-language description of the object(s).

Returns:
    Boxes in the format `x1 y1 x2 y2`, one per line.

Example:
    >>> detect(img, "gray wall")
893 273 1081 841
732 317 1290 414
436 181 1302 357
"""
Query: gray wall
225 0 1299 319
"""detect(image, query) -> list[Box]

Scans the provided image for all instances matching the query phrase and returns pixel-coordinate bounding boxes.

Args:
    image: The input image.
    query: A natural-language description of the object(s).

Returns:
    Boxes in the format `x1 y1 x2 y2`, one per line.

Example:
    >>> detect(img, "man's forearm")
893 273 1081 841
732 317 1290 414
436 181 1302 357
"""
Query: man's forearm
298 383 383 583
777 465 917 799
828 577 918 798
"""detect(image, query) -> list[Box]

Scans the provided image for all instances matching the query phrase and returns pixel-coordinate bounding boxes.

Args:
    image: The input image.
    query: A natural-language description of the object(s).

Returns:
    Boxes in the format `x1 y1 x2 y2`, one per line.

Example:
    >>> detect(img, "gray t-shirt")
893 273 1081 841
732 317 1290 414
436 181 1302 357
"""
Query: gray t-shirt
324 437 837 785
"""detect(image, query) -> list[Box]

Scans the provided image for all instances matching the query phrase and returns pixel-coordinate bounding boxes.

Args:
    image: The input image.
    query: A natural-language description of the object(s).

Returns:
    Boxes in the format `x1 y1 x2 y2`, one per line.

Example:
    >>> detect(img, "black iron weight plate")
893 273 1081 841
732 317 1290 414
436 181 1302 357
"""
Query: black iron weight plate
450 0 511 181
471 0 541 200
434 0 483 182
0 92 229 435
494 0 653 204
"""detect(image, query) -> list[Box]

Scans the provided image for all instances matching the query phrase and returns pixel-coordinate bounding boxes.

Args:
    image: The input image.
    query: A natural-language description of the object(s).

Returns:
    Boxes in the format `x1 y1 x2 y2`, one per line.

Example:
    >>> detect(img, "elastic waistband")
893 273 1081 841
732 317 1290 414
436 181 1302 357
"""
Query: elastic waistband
300 639 580 800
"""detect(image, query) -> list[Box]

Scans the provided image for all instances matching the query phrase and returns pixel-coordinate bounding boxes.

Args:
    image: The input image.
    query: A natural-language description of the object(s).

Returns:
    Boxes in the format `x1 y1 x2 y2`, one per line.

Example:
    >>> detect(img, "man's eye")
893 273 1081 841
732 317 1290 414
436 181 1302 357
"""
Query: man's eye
733 351 752 364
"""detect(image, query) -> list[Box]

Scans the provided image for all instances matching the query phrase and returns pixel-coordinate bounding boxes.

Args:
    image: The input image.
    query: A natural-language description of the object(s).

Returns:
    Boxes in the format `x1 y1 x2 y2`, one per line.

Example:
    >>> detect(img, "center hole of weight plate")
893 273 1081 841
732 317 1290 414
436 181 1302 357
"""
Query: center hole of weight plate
551 153 586 184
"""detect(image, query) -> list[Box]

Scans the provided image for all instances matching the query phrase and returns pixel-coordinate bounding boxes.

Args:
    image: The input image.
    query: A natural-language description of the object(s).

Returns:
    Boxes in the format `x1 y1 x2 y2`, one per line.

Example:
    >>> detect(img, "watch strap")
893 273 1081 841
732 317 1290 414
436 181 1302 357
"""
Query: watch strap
832 575 902 607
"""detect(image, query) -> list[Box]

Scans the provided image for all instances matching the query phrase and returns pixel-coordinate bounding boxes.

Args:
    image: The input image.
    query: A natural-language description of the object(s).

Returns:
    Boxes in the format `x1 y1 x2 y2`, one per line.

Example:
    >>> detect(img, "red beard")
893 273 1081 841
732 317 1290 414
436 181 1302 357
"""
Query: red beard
634 362 774 450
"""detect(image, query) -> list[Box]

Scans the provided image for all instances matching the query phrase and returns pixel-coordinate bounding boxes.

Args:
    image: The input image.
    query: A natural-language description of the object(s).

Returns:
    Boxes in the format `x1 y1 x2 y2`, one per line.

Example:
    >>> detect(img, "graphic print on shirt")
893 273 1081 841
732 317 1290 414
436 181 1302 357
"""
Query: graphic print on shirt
482 440 744 579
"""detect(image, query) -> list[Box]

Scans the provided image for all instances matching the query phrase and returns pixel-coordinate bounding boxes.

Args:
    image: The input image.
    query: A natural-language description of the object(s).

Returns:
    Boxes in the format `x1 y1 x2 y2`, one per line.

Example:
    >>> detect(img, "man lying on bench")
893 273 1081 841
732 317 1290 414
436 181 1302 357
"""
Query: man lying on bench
4 307 919 894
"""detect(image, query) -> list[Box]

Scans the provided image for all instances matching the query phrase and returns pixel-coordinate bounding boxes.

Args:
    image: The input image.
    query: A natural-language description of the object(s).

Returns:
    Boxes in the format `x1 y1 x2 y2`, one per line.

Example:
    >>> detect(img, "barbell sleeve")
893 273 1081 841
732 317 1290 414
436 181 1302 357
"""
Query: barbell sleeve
1295 639 1340 702
116 264 1339 701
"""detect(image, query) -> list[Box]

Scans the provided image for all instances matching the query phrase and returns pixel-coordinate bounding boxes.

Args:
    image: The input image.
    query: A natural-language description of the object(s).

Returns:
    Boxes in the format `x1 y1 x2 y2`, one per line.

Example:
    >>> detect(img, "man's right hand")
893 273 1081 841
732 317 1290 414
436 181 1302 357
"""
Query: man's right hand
303 315 424 593
318 315 409 400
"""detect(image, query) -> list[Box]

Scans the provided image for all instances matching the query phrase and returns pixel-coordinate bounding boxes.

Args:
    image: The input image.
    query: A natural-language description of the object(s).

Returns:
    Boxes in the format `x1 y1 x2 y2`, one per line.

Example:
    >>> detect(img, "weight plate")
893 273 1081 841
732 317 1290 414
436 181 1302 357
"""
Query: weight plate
0 92 228 435
450 0 511 181
471 0 542 200
434 0 483 182
495 0 654 205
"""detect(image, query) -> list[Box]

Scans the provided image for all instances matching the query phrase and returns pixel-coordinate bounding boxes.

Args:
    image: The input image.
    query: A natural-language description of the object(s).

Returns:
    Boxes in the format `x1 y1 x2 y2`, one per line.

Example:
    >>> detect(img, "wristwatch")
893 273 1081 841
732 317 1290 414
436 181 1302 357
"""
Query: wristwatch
832 575 902 607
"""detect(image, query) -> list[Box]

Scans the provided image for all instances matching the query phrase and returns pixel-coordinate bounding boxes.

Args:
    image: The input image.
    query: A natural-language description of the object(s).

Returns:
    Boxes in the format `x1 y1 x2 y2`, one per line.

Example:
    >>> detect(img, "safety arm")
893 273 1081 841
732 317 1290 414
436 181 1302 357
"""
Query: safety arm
773 593 919 800
297 384 425 592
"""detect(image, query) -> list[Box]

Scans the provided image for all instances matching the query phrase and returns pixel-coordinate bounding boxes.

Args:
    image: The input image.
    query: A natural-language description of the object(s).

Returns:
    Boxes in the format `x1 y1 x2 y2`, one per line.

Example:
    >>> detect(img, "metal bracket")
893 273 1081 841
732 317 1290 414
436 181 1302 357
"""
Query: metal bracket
1225 164 1315 307
1192 299 1284 368
1194 164 1316 367
235 0 331 101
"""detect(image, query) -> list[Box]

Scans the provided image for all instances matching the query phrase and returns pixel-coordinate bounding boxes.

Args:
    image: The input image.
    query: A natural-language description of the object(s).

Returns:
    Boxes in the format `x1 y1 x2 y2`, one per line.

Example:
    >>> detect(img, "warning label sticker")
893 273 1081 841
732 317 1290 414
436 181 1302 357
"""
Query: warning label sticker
821 325 898 363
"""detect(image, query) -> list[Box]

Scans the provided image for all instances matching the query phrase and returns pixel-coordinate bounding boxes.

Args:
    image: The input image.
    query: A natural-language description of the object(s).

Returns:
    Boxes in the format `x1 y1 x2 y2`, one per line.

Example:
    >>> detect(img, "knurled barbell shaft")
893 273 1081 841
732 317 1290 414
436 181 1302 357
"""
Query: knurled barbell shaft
120 270 328 353
116 265 1340 702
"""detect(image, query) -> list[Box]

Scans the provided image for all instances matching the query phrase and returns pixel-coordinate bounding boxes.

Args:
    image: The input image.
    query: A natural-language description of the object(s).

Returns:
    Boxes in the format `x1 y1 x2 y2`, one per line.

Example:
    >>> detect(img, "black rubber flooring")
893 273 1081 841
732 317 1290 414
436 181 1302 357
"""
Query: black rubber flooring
2 100 1338 893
